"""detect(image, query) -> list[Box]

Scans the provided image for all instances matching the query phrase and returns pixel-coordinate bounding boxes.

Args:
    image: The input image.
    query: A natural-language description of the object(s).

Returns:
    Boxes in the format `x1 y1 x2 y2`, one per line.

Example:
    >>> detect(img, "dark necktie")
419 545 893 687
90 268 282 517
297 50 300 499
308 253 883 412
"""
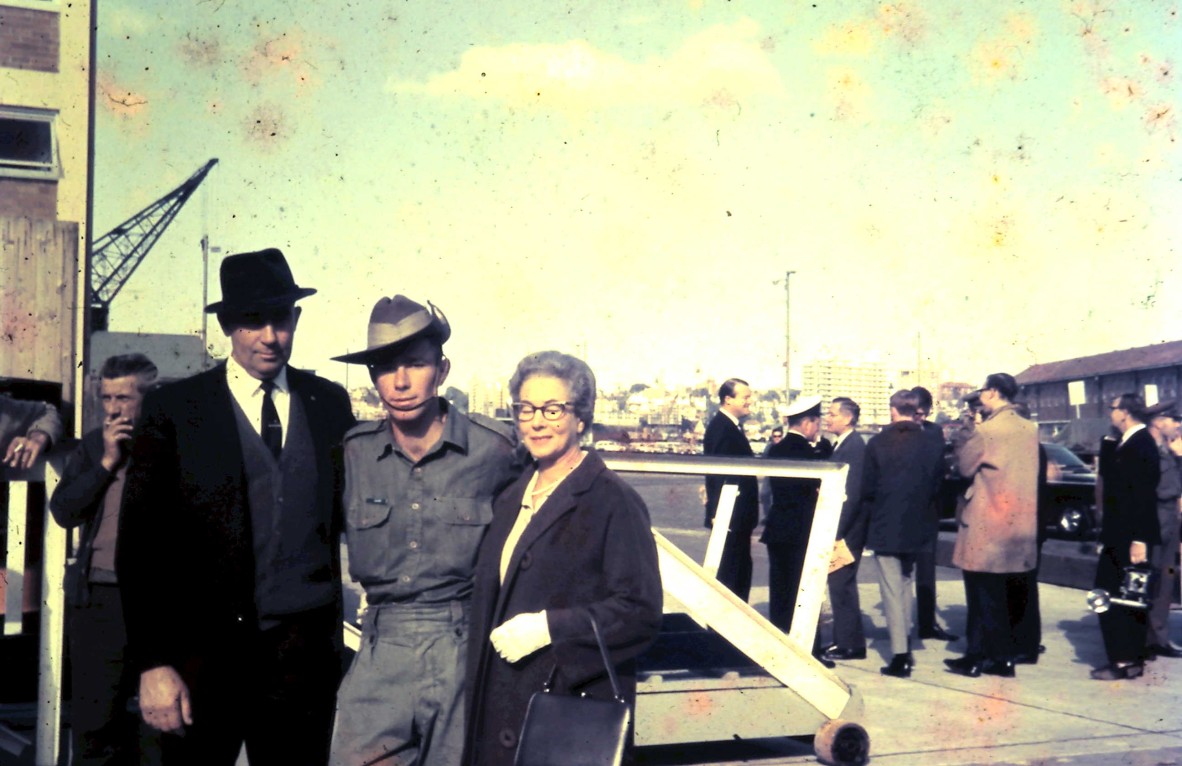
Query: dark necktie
260 379 283 459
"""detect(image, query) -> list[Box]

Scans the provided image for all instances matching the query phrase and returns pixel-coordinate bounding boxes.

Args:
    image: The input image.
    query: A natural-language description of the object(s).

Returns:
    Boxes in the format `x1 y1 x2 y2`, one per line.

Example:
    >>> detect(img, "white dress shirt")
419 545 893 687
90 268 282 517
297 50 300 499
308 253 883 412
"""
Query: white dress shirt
226 355 290 447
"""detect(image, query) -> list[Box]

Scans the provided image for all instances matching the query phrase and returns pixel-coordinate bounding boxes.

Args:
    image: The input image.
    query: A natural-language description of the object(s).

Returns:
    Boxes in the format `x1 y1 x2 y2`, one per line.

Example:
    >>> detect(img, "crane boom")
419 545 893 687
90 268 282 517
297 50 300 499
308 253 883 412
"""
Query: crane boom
89 158 218 330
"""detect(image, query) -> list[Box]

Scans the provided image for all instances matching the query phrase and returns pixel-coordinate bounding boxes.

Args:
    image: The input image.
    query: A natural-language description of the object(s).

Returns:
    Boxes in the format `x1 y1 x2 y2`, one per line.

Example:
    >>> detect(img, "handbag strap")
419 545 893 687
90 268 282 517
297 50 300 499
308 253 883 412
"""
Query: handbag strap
588 614 625 703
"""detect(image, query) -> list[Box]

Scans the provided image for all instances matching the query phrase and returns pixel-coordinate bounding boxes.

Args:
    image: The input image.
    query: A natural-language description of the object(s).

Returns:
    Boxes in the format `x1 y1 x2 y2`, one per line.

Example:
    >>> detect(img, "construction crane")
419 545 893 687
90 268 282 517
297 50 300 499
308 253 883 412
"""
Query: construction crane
89 158 219 330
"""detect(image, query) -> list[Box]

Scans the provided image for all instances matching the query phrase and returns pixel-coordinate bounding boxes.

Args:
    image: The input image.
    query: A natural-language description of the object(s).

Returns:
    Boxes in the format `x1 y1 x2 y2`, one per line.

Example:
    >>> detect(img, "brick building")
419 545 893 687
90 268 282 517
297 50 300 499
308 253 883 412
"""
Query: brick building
1 0 94 415
1016 340 1182 448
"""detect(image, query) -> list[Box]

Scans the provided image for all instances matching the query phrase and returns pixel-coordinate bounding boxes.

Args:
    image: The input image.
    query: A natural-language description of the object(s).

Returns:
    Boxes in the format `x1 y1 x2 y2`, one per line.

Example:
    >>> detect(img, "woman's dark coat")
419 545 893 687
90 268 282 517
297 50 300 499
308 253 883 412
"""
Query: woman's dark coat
463 449 663 766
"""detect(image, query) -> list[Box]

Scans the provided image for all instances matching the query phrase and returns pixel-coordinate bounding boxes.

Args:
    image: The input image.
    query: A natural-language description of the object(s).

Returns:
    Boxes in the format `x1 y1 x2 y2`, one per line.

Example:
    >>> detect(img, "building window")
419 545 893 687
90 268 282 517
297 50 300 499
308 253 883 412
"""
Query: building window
0 108 59 179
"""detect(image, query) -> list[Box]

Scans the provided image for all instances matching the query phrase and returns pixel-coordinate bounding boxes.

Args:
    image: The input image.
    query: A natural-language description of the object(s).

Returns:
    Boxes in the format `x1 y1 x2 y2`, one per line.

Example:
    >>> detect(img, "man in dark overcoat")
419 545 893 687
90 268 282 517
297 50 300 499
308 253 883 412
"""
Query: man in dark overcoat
861 390 945 677
702 377 759 600
1091 392 1162 680
117 249 356 764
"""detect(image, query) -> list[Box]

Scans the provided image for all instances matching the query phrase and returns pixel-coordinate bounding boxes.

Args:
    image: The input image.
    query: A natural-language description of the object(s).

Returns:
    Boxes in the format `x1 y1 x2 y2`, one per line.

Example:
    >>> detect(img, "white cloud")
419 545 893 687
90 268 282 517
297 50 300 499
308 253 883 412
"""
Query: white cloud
387 18 783 112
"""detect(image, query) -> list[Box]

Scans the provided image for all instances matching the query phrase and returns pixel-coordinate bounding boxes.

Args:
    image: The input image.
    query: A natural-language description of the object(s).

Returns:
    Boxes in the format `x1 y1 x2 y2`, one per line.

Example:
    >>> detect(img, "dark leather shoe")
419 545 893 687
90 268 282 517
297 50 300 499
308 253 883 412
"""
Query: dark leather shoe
821 646 867 662
1091 663 1144 680
919 625 959 641
980 659 1016 678
943 654 980 672
812 651 836 669
1148 643 1182 659
1013 652 1039 665
880 653 913 678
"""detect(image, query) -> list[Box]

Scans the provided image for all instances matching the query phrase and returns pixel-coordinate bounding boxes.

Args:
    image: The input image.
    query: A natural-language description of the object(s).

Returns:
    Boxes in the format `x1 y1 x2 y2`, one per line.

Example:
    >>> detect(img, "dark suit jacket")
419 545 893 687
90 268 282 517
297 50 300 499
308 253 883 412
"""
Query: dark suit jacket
861 420 944 554
464 450 662 766
830 430 868 553
116 364 355 673
761 432 823 545
1100 427 1162 548
702 411 758 531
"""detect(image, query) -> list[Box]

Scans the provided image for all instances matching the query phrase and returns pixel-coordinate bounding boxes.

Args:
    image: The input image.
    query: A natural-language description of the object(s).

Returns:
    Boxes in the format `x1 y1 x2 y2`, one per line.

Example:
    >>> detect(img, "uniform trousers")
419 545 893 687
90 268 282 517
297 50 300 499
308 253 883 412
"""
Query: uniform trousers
765 539 808 632
872 553 915 655
330 600 468 766
1096 545 1151 665
826 548 865 651
67 583 160 766
159 603 340 766
1147 499 1181 647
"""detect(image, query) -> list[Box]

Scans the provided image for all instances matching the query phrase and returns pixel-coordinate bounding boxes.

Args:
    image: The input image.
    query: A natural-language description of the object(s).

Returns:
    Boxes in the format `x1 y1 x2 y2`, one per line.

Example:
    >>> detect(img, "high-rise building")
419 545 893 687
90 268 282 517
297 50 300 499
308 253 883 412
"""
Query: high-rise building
802 359 891 425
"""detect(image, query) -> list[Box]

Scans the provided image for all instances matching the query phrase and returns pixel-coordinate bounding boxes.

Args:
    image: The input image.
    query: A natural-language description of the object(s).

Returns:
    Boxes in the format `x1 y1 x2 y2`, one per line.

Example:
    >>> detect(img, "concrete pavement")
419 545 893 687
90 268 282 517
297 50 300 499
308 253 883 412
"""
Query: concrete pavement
636 553 1182 766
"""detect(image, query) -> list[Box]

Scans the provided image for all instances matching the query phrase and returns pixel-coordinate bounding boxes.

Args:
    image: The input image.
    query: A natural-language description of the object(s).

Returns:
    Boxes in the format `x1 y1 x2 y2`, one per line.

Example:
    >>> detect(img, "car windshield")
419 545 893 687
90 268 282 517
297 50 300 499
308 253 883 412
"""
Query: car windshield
1043 443 1091 473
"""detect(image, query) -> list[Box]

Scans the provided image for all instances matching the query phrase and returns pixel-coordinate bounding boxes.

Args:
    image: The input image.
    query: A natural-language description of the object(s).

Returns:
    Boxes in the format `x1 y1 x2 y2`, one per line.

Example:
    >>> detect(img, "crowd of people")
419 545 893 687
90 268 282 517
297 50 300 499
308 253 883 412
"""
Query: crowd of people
703 372 1182 683
4 247 1179 765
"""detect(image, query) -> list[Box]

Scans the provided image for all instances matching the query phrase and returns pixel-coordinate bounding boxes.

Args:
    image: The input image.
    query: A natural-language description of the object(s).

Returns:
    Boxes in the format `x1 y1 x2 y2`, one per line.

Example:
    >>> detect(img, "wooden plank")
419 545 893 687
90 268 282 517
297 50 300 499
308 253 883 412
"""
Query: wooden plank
3 481 28 636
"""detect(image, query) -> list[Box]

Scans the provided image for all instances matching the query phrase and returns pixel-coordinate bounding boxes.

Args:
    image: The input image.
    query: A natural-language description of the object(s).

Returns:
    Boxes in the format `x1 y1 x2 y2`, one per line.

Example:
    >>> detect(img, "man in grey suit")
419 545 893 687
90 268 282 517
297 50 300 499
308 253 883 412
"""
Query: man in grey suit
819 397 868 662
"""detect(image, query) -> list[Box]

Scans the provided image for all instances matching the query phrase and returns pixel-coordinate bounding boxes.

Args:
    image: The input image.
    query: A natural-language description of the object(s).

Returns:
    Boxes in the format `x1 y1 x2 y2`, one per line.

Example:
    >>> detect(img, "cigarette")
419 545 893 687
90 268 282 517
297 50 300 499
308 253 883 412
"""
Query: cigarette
13 443 24 453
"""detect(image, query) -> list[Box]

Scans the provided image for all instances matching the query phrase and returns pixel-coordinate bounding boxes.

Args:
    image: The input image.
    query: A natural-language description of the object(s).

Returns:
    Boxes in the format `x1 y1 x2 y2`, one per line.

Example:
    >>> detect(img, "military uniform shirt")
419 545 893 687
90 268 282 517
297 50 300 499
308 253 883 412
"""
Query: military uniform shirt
342 400 520 604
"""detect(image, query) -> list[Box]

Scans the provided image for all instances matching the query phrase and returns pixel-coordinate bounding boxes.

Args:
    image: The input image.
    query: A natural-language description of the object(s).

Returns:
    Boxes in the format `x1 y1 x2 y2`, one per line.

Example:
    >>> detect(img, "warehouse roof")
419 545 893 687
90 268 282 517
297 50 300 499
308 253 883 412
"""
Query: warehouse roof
1016 340 1182 385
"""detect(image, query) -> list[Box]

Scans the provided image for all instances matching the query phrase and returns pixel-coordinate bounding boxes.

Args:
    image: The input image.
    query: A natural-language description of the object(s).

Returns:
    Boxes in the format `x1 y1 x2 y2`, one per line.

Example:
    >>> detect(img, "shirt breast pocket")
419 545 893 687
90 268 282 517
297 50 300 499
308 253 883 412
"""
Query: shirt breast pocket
440 498 494 569
345 497 395 582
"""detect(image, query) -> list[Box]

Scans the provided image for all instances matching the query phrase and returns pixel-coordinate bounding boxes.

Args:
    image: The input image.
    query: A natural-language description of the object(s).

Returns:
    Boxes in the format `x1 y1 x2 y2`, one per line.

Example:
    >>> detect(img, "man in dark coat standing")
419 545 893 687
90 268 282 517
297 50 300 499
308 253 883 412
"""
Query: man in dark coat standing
117 249 356 764
862 390 945 678
818 397 869 662
763 395 828 634
1091 393 1162 680
50 354 160 765
702 378 759 601
912 386 958 643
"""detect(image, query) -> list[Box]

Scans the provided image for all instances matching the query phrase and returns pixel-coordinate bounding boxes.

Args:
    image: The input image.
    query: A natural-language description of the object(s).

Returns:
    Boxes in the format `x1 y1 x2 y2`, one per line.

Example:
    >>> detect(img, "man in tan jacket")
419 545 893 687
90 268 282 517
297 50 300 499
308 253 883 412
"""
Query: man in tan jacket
945 373 1039 678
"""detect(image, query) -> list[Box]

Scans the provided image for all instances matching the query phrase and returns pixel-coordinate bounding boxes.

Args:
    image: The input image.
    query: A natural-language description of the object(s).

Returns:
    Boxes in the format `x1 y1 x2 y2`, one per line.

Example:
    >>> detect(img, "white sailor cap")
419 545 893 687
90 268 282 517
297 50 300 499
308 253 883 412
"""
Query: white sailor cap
784 395 822 419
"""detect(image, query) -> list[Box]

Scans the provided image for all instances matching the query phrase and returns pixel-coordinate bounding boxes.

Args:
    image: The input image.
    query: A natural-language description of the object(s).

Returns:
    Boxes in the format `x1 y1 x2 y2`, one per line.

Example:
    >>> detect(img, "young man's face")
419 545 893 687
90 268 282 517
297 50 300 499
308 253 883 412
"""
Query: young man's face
370 338 450 425
225 305 301 380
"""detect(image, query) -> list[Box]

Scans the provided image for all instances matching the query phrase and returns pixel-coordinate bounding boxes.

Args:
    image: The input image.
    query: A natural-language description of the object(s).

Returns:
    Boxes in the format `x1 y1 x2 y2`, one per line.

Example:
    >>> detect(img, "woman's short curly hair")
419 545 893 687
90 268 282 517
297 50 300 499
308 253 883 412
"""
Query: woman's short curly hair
508 350 596 429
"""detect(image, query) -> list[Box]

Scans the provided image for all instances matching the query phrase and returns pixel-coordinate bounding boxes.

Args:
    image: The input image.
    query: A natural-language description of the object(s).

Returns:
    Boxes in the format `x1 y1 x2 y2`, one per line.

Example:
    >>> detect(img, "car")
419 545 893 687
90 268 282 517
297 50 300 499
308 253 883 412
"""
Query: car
939 441 1098 541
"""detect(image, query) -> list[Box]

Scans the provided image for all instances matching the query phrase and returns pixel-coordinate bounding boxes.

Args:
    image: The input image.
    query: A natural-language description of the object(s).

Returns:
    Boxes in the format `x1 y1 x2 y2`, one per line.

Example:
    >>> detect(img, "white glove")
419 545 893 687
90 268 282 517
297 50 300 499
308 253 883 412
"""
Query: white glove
489 611 551 663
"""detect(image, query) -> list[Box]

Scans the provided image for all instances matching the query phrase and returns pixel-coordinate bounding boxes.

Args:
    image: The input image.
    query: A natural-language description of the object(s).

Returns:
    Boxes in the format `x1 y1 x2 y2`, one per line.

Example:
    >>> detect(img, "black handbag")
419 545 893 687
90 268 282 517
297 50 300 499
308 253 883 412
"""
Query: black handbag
514 615 630 766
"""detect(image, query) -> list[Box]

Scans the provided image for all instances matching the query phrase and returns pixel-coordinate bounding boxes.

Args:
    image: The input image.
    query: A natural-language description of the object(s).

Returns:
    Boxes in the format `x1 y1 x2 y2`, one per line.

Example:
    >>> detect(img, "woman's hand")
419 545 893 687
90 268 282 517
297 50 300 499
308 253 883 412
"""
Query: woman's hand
490 611 551 663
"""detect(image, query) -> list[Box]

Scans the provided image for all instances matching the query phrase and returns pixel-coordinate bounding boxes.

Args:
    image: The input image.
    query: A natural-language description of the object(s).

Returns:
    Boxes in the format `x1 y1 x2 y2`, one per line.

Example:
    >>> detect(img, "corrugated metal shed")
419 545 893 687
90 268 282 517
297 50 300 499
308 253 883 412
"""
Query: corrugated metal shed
1016 340 1182 385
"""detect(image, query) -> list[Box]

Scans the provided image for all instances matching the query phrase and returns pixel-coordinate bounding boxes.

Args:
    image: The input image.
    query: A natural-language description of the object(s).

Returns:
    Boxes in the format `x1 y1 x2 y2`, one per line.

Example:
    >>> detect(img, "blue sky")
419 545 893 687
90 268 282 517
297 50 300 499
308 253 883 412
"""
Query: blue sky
94 1 1180 393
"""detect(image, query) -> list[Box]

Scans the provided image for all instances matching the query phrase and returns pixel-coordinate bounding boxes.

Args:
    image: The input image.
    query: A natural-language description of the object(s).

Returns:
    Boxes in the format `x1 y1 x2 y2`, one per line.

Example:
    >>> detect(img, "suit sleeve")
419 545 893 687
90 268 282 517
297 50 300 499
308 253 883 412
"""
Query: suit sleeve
834 441 865 541
1125 438 1162 545
49 433 112 529
116 389 185 672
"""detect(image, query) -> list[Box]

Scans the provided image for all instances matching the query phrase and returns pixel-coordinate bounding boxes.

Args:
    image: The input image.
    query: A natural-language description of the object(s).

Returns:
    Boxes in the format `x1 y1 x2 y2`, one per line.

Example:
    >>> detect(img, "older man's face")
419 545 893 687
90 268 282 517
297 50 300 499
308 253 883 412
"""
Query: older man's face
225 305 300 380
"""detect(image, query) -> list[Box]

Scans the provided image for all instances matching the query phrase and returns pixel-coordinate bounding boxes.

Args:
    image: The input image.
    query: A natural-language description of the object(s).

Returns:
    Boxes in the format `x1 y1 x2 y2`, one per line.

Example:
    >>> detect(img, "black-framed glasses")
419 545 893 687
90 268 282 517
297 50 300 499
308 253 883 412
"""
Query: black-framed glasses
512 402 573 421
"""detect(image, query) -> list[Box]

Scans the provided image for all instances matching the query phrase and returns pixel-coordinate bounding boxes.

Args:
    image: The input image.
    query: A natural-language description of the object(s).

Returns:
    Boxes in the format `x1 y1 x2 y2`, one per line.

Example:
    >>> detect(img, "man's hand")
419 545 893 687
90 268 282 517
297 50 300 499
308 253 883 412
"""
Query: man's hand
1130 541 1148 565
139 666 192 734
3 430 49 470
490 611 551 663
1169 435 1182 457
100 415 135 471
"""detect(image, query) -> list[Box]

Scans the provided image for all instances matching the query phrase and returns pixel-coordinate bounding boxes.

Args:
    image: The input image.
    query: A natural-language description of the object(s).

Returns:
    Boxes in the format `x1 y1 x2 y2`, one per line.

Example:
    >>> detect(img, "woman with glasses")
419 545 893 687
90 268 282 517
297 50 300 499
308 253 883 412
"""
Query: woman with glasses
462 350 663 766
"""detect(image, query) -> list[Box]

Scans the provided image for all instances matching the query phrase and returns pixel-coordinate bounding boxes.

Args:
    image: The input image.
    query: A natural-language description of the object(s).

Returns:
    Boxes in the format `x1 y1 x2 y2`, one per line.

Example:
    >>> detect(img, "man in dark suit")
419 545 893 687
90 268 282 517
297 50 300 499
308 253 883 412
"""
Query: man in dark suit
763 395 828 634
702 378 759 600
117 249 357 764
819 397 869 662
1091 393 1161 680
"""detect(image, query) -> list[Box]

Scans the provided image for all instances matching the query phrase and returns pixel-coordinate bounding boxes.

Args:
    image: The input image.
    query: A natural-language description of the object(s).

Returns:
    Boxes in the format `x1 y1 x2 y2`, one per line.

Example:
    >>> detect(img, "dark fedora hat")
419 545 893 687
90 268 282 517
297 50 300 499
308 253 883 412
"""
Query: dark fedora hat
332 295 451 365
203 248 317 313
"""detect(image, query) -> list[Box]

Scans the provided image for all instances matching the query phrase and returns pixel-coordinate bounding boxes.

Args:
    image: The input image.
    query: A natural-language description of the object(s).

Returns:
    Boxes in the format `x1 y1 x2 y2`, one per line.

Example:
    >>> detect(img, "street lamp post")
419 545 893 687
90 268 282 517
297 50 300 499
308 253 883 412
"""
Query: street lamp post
783 270 795 405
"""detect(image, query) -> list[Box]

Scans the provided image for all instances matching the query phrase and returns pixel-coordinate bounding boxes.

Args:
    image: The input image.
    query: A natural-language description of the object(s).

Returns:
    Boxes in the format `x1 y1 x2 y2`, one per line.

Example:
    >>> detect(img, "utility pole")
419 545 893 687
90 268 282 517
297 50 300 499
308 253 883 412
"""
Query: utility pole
783 270 795 404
